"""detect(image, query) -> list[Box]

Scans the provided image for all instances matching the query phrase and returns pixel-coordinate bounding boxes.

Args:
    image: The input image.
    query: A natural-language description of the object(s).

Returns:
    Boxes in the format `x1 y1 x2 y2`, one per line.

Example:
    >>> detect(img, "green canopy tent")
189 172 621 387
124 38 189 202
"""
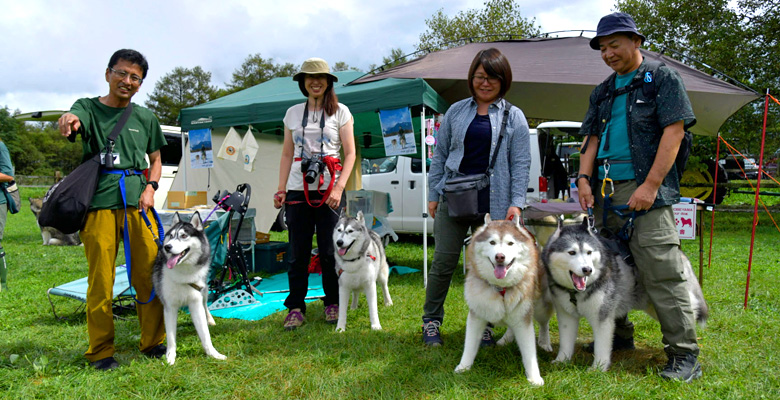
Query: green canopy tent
173 71 449 232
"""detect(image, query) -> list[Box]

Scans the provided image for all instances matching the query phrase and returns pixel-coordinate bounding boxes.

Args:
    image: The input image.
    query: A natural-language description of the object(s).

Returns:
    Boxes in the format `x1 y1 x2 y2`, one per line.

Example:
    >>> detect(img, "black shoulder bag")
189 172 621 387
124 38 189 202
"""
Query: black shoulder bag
38 103 134 234
443 105 511 219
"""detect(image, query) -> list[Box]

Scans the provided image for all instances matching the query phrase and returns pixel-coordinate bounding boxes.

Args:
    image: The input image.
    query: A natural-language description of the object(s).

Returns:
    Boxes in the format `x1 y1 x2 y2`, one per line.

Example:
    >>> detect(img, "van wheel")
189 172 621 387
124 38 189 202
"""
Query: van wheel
680 159 728 204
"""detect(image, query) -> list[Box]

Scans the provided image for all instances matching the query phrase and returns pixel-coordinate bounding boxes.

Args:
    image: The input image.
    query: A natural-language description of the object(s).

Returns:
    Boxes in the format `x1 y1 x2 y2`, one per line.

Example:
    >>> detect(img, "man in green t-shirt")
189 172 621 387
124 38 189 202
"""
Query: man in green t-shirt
58 49 166 371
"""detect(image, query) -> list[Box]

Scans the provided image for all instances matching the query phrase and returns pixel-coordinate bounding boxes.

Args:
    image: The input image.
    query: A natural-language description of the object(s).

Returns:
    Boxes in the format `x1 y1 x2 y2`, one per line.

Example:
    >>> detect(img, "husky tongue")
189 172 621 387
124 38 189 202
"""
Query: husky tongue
494 265 507 279
571 273 587 291
338 248 347 256
166 254 182 269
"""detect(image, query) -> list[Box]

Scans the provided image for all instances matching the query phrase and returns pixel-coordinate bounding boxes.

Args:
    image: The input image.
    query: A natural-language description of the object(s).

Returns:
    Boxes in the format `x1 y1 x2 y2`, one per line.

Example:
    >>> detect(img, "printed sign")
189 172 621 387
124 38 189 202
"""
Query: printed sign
673 203 697 240
379 107 416 156
189 128 214 169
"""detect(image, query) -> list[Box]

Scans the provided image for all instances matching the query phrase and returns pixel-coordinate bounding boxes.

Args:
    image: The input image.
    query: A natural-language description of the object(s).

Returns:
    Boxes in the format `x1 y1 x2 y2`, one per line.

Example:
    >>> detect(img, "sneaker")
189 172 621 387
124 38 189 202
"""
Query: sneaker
422 318 443 347
90 356 119 371
324 304 339 324
582 335 635 353
481 326 496 347
143 344 167 359
659 352 702 382
284 309 305 331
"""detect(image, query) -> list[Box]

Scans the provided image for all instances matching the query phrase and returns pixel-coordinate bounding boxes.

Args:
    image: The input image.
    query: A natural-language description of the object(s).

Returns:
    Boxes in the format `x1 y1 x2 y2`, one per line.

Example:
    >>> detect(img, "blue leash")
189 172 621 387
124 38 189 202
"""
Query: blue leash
103 169 164 304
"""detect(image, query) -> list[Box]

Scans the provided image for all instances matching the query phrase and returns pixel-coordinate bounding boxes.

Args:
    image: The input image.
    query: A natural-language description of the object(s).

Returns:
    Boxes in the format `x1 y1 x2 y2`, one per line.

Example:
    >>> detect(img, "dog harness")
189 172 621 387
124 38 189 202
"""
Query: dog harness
103 168 164 304
337 253 377 276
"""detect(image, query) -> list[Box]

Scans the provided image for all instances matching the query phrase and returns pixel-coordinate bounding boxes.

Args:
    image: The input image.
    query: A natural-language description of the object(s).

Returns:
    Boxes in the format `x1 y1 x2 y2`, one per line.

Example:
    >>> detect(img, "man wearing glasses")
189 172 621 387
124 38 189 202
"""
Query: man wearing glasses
58 49 167 371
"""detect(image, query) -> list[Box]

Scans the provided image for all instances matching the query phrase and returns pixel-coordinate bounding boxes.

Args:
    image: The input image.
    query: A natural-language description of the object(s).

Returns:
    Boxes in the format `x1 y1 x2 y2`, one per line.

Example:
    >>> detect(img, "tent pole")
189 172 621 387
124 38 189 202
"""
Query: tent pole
744 90 770 309
182 130 188 192
708 134 721 271
421 105 428 288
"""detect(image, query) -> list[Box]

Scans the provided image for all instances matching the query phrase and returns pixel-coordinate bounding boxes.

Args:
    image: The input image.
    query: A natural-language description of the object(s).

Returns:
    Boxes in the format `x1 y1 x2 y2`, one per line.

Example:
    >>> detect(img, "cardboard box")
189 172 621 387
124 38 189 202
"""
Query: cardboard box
254 241 289 273
167 191 208 209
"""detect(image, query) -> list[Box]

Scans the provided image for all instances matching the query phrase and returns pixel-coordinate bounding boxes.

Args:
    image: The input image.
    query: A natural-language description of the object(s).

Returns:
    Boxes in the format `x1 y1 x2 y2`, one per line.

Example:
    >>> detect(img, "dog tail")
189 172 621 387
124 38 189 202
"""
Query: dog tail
695 300 709 327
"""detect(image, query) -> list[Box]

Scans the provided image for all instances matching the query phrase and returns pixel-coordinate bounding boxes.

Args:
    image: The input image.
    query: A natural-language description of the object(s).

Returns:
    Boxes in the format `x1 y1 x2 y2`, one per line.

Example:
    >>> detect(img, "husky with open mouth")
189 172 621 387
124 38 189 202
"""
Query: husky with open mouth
152 212 226 365
455 214 553 387
332 210 392 332
543 221 708 371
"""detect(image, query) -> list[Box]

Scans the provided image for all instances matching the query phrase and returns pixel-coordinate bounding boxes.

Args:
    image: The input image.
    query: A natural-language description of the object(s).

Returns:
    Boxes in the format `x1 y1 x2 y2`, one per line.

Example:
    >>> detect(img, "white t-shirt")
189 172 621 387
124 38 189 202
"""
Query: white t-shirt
283 102 352 191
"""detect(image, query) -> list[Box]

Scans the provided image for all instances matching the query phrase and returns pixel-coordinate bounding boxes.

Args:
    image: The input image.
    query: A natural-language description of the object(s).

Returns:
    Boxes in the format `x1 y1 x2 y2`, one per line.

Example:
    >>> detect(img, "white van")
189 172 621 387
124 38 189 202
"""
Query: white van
361 122 585 235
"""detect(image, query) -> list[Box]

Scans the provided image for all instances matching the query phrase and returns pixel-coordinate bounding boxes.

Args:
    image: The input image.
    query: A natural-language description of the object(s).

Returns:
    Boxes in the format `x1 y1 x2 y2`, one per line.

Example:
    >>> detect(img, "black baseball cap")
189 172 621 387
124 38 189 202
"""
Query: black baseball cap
590 12 646 50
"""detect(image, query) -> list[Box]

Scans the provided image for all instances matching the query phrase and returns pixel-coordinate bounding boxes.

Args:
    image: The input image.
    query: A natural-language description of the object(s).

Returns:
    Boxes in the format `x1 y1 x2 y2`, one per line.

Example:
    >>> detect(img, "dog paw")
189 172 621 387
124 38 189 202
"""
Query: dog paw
384 300 393 306
590 361 610 372
336 326 346 333
371 324 382 331
210 351 227 361
454 364 471 373
539 342 553 353
165 351 176 365
527 376 545 386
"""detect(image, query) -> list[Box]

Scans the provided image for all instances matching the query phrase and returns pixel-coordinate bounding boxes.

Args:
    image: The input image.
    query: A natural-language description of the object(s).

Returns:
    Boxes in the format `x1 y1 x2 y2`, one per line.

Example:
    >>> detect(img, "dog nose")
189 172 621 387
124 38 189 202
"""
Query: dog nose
582 266 593 276
336 239 343 247
164 244 172 252
495 253 505 264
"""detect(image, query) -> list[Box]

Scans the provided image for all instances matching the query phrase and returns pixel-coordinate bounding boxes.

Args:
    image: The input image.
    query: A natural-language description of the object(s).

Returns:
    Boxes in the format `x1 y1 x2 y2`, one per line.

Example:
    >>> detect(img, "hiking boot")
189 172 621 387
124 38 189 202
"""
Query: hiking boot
143 344 167 359
90 356 119 371
481 326 496 348
284 309 305 331
659 352 702 382
324 304 339 324
422 318 443 347
582 335 635 353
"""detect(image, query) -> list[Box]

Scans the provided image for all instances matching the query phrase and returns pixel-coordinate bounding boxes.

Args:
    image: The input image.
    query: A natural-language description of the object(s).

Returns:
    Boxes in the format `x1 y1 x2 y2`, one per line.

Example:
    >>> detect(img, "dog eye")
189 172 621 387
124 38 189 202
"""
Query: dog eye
507 241 514 246
568 251 576 255
490 240 496 245
587 251 592 255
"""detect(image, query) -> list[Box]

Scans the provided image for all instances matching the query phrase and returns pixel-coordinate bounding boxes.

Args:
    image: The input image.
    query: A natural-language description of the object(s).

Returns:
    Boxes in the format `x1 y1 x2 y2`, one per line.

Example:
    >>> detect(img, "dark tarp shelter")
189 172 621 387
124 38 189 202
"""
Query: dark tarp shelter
353 36 759 136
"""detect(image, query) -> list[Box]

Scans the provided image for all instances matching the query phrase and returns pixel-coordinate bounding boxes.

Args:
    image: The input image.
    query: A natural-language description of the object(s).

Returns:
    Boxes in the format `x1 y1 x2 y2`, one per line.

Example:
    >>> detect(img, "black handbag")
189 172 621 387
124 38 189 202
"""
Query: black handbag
443 105 511 219
38 104 134 234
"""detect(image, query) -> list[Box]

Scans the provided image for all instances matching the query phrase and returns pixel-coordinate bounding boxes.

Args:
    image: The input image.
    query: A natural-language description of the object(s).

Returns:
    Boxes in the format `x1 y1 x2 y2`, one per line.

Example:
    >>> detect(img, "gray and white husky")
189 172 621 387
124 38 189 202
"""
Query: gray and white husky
543 221 708 371
333 210 392 332
29 197 81 246
152 212 226 365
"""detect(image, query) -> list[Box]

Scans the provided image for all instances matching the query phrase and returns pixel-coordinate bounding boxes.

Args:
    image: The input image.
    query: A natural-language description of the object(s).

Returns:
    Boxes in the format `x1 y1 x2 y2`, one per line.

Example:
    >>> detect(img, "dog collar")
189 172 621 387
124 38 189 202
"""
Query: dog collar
341 253 376 263
188 282 204 291
549 282 580 306
490 284 507 297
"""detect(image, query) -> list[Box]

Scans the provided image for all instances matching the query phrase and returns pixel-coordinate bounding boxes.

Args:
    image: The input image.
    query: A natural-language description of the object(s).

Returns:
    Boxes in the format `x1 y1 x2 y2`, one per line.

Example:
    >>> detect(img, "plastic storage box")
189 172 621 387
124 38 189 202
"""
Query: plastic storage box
253 241 289 273
346 190 390 218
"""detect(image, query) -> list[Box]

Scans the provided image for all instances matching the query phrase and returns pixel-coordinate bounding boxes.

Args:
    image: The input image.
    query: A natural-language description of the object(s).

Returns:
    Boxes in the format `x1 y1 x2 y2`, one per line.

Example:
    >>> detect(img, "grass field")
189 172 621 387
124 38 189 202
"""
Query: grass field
1 186 779 399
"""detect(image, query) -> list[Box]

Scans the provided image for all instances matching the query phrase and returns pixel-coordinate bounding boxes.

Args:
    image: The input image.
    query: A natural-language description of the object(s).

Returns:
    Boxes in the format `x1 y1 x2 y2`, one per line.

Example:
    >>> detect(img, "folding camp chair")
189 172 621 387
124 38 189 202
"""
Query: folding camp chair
47 265 136 320
205 183 262 310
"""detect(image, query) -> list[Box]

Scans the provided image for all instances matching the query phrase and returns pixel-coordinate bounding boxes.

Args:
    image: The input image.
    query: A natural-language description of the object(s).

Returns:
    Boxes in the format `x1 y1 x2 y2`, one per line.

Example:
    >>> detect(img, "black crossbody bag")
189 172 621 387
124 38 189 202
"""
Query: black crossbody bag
38 104 134 234
443 105 511 219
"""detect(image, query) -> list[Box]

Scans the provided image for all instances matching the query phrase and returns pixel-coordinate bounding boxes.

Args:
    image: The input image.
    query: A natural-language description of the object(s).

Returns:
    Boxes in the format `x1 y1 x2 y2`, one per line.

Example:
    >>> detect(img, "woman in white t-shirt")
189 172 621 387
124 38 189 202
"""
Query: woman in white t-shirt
273 58 356 330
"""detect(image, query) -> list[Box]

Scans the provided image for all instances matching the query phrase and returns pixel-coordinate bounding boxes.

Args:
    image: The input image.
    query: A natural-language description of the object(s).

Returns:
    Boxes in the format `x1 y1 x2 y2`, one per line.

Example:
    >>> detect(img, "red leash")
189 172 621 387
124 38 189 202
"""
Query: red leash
290 156 342 208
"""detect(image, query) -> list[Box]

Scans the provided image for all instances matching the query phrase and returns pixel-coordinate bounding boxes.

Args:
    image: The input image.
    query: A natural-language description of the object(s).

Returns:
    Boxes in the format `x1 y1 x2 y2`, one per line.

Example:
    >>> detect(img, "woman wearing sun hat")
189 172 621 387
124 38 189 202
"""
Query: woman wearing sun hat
273 58 356 330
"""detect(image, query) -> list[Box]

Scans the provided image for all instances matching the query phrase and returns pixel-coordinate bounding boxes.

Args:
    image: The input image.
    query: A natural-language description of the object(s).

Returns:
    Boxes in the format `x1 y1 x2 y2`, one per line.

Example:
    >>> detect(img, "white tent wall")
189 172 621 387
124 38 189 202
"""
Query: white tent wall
166 126 284 233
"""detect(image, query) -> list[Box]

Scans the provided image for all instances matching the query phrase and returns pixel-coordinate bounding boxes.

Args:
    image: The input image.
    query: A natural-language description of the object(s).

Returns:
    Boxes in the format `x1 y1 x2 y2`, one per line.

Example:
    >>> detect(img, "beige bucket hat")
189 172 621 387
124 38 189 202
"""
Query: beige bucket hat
293 57 338 82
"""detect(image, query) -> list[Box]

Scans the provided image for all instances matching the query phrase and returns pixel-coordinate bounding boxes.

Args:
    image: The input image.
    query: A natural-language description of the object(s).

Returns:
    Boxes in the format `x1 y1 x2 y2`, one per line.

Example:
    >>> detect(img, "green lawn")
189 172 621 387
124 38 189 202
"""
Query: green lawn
1 187 779 399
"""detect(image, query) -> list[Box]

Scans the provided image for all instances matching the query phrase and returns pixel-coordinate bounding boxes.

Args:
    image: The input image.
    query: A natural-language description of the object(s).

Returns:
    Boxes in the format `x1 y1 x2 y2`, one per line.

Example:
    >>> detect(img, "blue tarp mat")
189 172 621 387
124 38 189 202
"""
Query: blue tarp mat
208 266 419 321
47 265 133 303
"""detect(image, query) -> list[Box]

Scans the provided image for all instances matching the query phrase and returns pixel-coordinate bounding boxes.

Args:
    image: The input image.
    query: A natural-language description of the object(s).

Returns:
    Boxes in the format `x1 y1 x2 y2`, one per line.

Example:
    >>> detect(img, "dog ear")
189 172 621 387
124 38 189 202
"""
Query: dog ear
173 212 182 225
356 210 364 223
190 212 203 231
484 213 492 225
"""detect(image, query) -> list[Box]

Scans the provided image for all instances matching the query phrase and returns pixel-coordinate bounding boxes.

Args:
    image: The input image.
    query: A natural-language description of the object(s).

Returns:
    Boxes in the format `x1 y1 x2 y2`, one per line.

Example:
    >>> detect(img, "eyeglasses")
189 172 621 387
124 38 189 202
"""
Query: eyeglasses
109 68 143 84
472 74 500 85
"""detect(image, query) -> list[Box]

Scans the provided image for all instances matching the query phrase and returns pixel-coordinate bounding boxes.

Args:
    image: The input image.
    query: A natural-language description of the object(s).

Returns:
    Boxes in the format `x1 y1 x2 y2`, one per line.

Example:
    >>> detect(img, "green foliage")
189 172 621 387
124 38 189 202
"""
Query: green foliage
332 61 356 72
145 66 219 126
223 53 297 95
416 0 541 52
0 108 82 176
615 0 779 157
368 48 408 72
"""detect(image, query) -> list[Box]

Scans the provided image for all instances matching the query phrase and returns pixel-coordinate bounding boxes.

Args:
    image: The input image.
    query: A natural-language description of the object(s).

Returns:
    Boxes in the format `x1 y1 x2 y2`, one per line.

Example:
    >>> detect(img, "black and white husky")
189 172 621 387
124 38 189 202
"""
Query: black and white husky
152 212 226 365
543 222 708 371
333 210 392 332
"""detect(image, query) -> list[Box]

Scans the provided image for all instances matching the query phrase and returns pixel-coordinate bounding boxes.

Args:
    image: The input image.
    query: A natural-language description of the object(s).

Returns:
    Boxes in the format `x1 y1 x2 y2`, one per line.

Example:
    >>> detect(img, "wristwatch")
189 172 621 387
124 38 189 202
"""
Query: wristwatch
147 181 159 191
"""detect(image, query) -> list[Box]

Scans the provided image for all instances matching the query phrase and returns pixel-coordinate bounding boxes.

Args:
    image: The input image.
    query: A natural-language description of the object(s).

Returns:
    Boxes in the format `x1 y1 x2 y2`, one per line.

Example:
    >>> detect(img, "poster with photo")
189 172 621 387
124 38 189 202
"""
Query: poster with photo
189 128 214 169
378 107 416 156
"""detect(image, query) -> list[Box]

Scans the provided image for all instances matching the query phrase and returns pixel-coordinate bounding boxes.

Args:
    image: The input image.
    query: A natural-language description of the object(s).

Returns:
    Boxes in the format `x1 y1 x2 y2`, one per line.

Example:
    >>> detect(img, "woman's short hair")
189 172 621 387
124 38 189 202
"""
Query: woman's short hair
467 48 512 99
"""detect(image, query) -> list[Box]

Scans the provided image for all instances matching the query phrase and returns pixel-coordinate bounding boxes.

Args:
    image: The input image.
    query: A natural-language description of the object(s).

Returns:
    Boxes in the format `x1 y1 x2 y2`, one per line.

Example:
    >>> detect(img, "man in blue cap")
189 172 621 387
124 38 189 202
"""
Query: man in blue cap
576 12 702 382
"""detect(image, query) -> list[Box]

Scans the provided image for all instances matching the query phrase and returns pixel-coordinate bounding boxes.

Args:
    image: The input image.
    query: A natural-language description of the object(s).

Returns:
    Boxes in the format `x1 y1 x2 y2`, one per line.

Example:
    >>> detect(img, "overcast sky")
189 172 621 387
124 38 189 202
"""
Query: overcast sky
0 0 614 114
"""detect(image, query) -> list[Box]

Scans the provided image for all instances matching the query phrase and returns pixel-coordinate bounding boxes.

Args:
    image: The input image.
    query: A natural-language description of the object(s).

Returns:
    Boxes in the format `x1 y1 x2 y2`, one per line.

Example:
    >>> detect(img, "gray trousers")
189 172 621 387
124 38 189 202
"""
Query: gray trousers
595 180 699 355
422 200 484 324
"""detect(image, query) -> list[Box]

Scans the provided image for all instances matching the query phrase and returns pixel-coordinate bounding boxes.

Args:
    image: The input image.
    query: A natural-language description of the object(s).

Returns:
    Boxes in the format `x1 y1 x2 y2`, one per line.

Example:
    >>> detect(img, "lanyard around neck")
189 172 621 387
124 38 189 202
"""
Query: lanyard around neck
299 101 326 159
